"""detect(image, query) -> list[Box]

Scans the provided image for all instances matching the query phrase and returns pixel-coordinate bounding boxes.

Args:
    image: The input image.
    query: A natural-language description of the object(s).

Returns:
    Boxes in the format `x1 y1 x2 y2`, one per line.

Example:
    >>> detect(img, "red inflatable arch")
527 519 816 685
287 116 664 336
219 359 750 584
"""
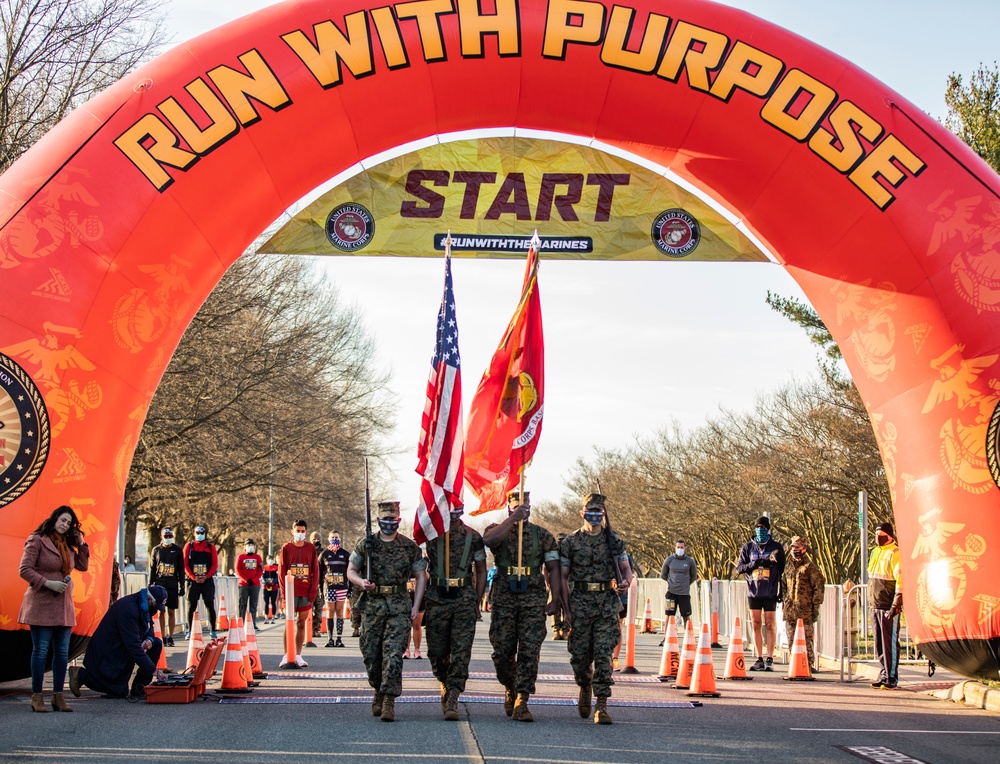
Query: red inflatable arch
1 0 999 680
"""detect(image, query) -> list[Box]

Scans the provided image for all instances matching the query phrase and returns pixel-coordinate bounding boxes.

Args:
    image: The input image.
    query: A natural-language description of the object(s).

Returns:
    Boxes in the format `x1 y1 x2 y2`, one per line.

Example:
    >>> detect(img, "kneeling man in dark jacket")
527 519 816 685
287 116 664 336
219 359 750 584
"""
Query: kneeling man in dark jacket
70 585 169 698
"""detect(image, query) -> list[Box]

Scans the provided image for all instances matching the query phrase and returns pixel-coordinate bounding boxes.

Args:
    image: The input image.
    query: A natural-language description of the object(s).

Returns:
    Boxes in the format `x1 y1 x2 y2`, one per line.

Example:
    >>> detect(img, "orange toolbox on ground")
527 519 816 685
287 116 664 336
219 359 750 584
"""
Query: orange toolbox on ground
143 638 225 703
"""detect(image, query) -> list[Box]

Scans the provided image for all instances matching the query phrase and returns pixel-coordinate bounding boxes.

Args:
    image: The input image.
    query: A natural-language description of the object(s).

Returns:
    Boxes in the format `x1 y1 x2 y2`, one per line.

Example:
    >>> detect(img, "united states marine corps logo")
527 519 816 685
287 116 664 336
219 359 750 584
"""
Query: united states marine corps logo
325 203 375 252
651 208 701 258
0 353 51 508
986 399 1000 490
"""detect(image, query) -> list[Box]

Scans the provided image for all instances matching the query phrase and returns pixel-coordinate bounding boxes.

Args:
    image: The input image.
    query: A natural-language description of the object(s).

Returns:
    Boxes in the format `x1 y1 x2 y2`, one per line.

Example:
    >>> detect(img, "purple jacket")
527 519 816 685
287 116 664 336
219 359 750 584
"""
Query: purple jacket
19 532 90 627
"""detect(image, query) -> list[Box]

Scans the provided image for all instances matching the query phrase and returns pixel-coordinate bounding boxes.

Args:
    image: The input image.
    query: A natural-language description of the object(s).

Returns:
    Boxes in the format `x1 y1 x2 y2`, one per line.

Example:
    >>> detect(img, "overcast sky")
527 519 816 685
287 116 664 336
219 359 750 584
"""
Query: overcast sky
164 1 1000 526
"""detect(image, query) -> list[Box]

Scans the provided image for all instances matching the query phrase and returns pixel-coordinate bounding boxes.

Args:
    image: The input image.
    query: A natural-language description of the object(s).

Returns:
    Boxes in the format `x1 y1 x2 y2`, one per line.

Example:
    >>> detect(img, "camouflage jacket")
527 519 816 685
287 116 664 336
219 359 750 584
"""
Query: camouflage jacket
486 520 559 608
425 520 487 605
350 534 426 590
559 528 628 586
781 553 826 622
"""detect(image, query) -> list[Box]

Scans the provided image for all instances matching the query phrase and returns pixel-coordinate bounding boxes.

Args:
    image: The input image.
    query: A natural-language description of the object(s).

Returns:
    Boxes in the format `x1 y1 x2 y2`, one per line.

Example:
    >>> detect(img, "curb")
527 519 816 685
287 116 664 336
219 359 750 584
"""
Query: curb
931 680 1000 712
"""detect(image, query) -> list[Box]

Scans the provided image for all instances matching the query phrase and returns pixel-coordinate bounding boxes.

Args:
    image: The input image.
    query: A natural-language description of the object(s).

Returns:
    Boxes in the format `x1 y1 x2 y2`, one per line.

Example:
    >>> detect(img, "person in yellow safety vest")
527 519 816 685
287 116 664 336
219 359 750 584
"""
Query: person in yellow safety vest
867 521 903 689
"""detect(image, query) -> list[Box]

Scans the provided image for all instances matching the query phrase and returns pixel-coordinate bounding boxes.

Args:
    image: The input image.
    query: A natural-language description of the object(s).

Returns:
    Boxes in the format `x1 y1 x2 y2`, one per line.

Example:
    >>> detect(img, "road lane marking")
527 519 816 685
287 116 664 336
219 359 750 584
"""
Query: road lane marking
793 729 1000 734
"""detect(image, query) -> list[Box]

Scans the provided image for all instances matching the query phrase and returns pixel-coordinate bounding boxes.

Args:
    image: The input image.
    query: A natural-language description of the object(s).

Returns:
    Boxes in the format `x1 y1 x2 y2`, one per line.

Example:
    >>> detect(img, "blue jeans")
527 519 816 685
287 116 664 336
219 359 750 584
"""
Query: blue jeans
30 625 72 693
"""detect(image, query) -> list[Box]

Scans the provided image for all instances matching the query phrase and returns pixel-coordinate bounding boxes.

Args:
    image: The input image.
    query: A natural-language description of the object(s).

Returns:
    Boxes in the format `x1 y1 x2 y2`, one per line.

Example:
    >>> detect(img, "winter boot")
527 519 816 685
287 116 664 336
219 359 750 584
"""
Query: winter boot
594 697 613 725
371 692 384 717
440 683 448 714
380 695 396 722
30 693 47 712
577 684 592 718
512 692 534 722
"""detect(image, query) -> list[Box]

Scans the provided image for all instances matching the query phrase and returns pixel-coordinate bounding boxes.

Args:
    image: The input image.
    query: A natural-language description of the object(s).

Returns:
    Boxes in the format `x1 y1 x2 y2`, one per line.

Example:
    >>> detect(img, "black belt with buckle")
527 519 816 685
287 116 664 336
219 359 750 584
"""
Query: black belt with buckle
431 577 469 588
577 582 611 592
373 584 408 595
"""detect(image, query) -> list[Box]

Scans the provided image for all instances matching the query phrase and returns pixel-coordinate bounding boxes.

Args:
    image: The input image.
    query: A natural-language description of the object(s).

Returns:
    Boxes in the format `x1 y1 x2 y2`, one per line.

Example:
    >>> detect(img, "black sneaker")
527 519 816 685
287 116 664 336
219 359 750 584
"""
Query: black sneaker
325 638 336 648
870 680 885 689
749 657 766 671
881 681 898 690
335 637 345 647
165 637 174 647
764 657 774 672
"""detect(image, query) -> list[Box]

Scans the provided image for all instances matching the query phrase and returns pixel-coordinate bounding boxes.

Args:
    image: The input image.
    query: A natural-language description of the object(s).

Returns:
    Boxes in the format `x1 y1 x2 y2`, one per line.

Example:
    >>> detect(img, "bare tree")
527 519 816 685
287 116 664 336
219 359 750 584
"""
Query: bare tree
125 253 396 561
0 0 164 171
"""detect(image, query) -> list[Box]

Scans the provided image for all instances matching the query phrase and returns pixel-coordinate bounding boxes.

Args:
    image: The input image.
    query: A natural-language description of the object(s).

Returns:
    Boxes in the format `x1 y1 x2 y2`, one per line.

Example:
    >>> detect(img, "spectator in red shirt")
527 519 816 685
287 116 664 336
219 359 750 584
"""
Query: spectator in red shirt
183 524 219 639
236 538 264 628
279 520 319 667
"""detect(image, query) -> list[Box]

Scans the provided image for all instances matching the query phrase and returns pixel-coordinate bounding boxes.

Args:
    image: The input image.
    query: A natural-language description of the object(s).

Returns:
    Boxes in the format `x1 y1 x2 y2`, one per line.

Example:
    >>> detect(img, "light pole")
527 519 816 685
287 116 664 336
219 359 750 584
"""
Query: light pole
267 414 274 559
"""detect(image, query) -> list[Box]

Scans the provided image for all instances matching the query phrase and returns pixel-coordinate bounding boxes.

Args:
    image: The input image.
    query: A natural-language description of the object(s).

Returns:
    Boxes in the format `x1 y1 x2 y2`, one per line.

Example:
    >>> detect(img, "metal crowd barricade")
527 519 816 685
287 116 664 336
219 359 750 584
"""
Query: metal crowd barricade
841 583 927 681
128 572 245 628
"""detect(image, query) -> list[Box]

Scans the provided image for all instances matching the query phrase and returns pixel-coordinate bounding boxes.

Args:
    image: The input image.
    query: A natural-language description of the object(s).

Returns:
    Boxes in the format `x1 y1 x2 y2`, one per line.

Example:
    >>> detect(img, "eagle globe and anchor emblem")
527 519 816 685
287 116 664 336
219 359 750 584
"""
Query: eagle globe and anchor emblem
325 203 375 252
0 353 51 508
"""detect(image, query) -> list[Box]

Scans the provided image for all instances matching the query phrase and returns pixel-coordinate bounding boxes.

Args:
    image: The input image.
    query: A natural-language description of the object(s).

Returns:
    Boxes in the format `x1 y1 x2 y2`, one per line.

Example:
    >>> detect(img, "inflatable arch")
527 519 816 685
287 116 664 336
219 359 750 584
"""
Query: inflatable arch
1 0 999 681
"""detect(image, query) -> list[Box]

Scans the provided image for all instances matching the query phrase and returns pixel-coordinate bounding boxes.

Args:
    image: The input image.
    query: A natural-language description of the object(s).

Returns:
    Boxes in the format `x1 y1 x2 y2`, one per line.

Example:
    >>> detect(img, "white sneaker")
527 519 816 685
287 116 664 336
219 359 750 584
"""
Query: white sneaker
295 655 308 667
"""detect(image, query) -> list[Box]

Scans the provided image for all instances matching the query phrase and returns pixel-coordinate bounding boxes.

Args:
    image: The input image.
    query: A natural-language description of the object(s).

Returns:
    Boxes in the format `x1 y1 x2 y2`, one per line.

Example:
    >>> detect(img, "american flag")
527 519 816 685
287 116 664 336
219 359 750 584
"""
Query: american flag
414 241 464 544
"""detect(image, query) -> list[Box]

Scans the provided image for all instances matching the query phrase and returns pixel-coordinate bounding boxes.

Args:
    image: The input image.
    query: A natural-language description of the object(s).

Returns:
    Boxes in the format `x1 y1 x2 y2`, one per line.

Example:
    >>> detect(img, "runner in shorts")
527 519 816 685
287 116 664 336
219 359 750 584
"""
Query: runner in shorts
149 527 184 645
735 516 785 671
321 531 351 647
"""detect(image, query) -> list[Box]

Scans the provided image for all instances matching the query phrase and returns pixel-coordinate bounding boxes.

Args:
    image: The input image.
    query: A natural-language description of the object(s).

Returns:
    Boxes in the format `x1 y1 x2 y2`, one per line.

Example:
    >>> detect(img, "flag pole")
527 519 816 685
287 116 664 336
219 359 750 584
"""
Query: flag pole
445 228 453 580
516 468 526 582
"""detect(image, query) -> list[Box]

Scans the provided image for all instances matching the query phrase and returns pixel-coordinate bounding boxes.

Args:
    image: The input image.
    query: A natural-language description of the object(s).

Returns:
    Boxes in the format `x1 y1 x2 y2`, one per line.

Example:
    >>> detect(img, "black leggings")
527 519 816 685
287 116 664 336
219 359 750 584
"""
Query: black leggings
187 579 217 630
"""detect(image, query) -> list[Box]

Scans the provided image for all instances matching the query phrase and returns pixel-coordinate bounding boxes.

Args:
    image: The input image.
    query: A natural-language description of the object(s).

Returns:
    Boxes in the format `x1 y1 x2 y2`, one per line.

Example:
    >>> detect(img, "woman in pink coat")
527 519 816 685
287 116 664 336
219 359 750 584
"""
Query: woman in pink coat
19 505 90 712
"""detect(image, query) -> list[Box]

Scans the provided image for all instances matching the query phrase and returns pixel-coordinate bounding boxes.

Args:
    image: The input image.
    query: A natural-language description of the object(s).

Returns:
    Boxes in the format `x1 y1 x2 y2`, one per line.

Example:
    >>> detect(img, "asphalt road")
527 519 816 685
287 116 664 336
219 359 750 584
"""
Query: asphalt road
1 615 997 763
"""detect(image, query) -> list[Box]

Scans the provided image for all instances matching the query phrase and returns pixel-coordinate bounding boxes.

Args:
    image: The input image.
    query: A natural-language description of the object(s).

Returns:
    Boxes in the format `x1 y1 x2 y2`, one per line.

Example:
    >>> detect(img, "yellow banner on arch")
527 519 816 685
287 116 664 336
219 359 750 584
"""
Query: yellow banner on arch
260 138 766 262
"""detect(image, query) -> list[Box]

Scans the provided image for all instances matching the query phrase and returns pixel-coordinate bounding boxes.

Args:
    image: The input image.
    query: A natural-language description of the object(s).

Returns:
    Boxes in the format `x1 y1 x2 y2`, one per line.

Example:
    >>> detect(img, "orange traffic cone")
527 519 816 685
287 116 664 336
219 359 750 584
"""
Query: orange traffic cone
265 602 274 624
279 573 298 668
672 620 697 690
688 622 721 697
657 616 680 681
152 614 169 670
305 610 317 648
723 616 754 680
237 617 260 687
642 598 655 633
783 618 815 681
244 609 267 679
185 612 206 672
345 597 351 619
217 594 230 631
216 621 252 693
320 601 329 634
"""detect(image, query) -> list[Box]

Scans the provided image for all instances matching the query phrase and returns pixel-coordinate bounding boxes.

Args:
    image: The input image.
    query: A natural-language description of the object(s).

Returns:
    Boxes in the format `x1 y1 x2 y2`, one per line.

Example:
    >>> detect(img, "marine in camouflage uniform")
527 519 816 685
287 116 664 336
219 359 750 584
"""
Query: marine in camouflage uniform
347 501 427 722
482 491 563 722
560 493 633 724
781 535 826 667
424 508 487 720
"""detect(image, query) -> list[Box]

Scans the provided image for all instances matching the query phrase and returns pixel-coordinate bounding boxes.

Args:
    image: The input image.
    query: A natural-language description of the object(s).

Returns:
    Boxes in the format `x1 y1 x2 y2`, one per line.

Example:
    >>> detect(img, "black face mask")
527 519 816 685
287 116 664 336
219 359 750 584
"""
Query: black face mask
378 519 400 535
508 507 530 520
876 534 890 546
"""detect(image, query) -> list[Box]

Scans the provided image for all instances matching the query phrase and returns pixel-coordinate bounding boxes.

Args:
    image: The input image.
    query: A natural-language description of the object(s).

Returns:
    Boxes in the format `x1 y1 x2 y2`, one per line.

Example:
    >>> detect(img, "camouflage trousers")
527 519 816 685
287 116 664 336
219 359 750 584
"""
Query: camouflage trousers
349 588 364 634
359 594 411 697
785 618 816 667
489 600 547 695
425 590 478 693
567 591 620 698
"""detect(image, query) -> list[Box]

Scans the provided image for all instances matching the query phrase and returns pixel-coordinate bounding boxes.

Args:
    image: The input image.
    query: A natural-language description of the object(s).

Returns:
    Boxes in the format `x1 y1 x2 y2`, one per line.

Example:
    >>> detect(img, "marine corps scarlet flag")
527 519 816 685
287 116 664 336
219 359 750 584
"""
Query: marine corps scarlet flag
465 233 544 514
